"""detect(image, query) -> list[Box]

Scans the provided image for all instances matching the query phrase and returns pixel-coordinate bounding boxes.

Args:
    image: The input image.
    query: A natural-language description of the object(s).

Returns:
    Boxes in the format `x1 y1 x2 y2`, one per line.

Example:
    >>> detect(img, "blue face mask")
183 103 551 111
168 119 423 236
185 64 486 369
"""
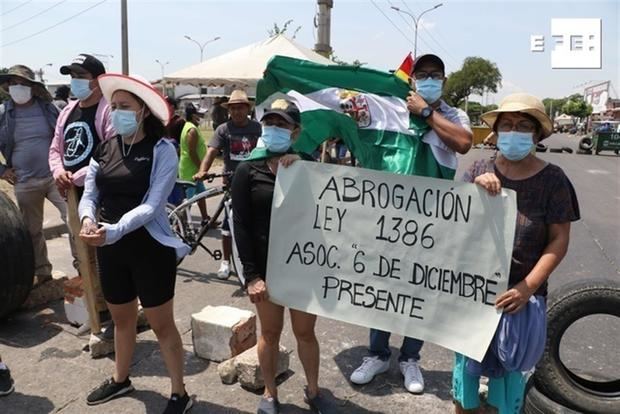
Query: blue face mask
261 126 292 153
415 78 443 104
70 78 92 101
112 109 139 137
497 131 534 161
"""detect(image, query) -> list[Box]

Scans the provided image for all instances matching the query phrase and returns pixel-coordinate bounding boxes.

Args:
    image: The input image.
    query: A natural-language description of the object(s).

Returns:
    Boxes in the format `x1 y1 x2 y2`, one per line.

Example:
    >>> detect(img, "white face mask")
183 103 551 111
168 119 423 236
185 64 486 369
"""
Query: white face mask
9 84 32 104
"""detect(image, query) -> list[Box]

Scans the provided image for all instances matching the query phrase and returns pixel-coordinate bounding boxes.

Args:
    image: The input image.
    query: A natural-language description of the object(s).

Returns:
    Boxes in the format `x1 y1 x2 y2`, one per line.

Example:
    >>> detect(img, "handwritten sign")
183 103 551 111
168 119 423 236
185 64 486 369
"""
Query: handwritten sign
266 161 516 361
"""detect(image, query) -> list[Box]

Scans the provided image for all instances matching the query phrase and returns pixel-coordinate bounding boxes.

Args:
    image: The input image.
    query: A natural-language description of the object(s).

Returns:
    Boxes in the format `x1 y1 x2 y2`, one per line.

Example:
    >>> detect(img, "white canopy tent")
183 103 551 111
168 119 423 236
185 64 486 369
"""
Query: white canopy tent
164 35 333 88
554 113 575 126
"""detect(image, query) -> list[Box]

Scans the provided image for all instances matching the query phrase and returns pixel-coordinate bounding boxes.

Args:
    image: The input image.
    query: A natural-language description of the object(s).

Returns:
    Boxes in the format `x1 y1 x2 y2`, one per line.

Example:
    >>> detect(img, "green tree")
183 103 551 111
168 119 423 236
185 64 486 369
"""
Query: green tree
268 19 302 39
0 67 8 102
329 51 366 66
561 94 592 119
543 97 568 117
444 57 502 107
459 102 499 125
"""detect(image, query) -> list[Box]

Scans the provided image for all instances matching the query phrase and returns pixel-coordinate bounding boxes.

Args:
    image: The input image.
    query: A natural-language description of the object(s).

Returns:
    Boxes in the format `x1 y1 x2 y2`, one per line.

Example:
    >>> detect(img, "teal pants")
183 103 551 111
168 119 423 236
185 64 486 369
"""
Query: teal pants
452 353 527 414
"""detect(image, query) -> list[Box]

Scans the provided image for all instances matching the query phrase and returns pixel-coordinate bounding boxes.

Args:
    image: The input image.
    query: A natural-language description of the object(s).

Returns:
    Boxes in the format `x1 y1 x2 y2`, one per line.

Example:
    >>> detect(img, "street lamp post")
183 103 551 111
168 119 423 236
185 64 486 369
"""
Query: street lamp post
155 59 169 79
183 35 221 62
36 63 53 83
391 3 443 58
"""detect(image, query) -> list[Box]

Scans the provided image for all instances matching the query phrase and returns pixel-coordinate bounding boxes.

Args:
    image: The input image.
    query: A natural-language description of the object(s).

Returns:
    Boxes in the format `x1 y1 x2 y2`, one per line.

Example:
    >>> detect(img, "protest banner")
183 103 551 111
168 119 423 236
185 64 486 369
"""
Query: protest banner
266 161 517 361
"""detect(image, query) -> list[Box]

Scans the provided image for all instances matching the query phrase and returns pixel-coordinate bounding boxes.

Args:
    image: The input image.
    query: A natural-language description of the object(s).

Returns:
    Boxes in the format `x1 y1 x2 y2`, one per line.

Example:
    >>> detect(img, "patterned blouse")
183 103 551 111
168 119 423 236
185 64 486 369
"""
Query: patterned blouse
463 157 580 296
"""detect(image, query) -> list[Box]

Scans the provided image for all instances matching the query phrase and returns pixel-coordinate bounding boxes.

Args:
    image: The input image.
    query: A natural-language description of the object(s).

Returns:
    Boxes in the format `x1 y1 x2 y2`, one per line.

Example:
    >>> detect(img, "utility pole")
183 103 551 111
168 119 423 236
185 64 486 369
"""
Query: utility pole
121 0 129 74
314 0 333 58
391 3 443 58
549 100 554 118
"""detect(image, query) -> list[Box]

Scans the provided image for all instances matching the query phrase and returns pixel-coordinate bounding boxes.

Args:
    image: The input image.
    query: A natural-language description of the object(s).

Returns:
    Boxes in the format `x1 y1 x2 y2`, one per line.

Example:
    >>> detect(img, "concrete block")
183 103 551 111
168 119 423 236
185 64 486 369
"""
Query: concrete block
217 358 238 384
191 305 256 362
235 344 289 390
89 333 114 358
21 277 67 310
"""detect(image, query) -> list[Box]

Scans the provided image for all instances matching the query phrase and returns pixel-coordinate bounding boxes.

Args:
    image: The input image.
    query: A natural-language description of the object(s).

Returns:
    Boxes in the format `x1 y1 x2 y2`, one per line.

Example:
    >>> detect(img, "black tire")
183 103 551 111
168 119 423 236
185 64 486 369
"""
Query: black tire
534 279 620 413
549 147 563 153
536 143 548 152
562 147 574 154
579 137 594 151
524 384 581 414
0 191 35 319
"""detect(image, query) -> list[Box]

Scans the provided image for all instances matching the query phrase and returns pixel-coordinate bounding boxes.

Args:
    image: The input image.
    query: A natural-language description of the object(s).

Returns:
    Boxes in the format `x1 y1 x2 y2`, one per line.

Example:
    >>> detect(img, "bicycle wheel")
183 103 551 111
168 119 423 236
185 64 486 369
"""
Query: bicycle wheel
166 203 186 241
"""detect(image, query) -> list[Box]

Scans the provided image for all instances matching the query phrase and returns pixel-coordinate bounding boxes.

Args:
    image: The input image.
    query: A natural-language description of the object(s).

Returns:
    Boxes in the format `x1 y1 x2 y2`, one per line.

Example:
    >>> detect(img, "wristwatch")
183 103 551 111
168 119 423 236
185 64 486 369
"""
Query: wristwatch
420 106 434 120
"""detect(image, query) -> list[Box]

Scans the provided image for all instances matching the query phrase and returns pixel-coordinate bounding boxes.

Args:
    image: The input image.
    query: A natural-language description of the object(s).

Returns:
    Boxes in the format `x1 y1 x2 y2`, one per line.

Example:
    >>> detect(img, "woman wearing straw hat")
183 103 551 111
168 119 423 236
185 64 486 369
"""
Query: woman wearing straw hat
454 93 580 414
78 74 192 414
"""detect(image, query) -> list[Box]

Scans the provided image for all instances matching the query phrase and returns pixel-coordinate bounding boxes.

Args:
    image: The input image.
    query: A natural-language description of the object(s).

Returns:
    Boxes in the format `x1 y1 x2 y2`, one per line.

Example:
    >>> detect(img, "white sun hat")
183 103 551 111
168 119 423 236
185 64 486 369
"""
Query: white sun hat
98 73 171 125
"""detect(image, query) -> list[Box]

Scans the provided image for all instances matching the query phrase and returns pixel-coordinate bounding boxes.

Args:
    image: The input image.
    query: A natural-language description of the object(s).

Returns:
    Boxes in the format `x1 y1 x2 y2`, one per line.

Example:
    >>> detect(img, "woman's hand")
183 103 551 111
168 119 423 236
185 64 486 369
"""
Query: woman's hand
495 280 535 314
279 154 301 168
79 219 106 246
474 172 502 196
247 278 268 303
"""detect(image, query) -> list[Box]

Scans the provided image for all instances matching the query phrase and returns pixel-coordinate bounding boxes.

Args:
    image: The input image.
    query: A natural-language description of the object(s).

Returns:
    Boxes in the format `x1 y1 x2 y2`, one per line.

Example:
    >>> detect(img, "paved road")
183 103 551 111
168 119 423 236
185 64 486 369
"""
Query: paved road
0 134 618 413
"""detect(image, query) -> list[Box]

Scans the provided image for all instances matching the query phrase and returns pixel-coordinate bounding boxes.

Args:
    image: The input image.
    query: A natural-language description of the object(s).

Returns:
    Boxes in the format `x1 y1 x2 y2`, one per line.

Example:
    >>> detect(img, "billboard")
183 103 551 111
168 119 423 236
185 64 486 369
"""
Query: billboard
584 81 610 114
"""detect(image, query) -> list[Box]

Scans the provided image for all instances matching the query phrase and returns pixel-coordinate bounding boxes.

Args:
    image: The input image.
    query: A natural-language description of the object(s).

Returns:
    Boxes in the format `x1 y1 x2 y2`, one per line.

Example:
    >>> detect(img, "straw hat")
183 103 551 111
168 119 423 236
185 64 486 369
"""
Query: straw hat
481 93 553 139
222 90 252 108
98 74 171 125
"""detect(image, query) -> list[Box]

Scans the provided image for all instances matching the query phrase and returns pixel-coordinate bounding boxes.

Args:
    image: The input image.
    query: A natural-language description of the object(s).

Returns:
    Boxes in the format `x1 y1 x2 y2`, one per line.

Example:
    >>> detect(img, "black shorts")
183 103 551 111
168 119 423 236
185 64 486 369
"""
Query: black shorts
96 227 176 308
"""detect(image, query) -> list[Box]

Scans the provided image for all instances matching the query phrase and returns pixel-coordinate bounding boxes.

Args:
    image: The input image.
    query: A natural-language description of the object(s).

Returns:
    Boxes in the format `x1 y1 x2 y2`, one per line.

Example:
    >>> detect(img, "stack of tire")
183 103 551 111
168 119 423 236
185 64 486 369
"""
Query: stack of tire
524 279 620 413
577 137 594 155
0 191 34 319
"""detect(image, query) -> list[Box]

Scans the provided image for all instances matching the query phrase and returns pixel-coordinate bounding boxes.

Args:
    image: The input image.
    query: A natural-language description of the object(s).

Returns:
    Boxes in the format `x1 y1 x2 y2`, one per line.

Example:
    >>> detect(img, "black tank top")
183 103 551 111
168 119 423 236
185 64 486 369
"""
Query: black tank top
94 135 156 224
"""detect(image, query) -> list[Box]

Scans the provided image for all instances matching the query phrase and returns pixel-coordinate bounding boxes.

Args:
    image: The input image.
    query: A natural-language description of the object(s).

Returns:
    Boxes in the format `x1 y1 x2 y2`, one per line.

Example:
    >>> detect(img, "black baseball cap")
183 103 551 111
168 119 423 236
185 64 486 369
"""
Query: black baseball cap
60 54 106 77
185 103 198 118
412 54 445 74
261 100 301 126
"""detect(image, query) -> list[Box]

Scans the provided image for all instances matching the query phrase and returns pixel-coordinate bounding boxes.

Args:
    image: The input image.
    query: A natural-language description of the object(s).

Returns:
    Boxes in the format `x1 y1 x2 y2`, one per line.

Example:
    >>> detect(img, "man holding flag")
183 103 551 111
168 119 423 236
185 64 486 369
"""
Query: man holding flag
349 54 472 394
254 52 472 395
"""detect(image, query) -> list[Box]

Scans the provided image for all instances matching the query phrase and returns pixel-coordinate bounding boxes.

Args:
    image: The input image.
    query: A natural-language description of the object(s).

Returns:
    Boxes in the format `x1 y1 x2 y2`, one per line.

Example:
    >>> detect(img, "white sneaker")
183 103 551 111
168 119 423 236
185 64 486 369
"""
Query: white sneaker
217 260 231 280
400 359 424 394
350 356 390 385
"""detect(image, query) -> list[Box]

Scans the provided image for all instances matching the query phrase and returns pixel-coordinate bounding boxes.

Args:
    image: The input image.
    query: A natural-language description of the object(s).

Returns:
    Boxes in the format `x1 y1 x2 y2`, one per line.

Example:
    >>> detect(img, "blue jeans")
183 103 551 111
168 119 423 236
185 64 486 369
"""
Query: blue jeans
369 329 423 362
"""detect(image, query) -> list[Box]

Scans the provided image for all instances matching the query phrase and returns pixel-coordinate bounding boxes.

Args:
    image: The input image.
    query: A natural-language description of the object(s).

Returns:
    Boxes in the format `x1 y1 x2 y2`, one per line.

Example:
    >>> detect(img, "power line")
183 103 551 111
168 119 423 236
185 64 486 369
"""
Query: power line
399 0 461 70
1 0 33 17
2 0 107 48
386 0 435 54
400 0 415 15
2 0 68 33
369 0 411 46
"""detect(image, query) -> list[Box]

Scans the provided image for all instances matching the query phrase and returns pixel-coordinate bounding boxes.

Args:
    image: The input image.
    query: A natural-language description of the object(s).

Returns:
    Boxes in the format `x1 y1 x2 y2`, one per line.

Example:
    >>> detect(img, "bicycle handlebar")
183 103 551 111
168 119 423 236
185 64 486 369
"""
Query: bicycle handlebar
204 171 233 183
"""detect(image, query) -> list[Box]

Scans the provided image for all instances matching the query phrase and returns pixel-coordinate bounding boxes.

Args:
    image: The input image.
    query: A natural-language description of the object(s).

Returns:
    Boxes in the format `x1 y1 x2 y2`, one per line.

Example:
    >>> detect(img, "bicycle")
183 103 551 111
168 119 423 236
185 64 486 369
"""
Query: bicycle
165 172 241 274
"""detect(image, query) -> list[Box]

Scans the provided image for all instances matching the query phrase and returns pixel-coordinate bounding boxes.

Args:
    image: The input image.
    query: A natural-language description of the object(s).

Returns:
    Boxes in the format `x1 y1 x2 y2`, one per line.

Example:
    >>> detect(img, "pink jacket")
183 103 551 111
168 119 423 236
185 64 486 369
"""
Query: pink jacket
49 97 116 187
